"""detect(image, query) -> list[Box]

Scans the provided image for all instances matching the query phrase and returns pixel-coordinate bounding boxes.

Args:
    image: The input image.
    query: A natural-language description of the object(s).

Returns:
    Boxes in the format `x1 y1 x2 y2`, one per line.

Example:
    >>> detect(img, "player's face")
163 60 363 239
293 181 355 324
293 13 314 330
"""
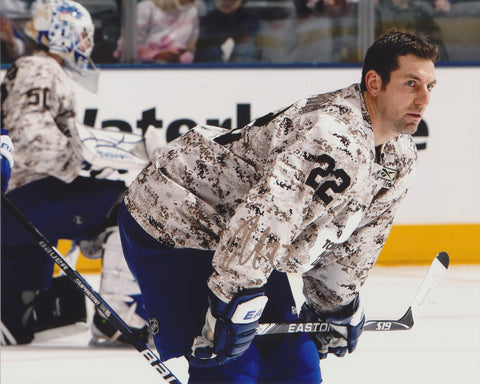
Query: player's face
377 54 437 136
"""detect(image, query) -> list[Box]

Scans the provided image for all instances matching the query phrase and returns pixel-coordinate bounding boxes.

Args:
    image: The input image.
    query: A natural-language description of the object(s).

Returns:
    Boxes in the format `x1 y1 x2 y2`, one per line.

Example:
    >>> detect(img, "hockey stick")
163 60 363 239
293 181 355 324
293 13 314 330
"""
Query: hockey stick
1 194 182 384
256 252 449 336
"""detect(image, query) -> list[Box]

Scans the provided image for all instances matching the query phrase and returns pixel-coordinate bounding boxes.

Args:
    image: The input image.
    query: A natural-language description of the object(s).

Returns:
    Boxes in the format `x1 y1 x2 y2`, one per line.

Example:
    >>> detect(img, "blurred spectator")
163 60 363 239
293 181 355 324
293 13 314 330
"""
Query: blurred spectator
115 0 199 64
448 0 480 16
1 0 47 61
194 0 260 63
423 0 480 15
87 1 122 64
0 0 44 18
292 0 357 62
428 0 480 61
376 0 441 30
289 0 337 63
1 13 27 63
430 0 452 14
375 0 448 59
252 8 296 63
294 0 338 18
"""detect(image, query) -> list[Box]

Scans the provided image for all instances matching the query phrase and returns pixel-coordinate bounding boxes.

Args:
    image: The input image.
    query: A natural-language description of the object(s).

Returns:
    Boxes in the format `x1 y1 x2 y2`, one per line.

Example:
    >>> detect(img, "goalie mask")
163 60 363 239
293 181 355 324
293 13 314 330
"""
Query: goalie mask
25 0 95 77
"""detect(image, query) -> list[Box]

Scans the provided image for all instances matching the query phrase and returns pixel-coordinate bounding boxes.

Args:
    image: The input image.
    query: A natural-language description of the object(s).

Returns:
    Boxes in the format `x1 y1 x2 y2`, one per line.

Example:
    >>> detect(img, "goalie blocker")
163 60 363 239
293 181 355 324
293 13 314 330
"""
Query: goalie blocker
75 124 149 171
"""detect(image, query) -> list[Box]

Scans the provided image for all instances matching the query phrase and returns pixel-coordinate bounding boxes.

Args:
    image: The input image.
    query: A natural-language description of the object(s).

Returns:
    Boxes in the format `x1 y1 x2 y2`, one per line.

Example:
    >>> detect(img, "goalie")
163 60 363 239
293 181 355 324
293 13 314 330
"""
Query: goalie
1 0 148 346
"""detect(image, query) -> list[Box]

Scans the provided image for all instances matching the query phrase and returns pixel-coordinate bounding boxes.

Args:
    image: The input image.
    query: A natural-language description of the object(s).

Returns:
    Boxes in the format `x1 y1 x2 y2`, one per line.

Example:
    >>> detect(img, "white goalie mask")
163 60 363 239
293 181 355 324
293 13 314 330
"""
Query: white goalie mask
25 0 95 77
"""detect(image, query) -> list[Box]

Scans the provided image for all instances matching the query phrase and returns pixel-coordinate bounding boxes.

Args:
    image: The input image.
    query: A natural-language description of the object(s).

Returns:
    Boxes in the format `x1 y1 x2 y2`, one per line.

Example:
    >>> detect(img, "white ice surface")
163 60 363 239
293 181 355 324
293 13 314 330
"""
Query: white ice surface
1 264 479 384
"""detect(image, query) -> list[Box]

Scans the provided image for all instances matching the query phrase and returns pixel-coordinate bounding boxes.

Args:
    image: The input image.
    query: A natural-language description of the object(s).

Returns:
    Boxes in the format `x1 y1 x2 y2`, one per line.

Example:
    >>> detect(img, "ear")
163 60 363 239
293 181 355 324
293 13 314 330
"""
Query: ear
364 70 382 97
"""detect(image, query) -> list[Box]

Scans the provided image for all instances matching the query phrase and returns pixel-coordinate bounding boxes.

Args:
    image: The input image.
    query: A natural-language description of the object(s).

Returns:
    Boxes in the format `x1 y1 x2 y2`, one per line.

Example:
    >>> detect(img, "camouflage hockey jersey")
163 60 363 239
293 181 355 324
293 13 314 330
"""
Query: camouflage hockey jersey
125 84 417 312
1 50 84 190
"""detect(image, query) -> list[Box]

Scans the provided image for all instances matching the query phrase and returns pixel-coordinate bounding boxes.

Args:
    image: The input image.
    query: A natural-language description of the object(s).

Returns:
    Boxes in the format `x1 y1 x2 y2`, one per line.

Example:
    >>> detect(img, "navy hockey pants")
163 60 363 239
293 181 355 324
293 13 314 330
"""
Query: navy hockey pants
118 201 322 383
1 176 126 292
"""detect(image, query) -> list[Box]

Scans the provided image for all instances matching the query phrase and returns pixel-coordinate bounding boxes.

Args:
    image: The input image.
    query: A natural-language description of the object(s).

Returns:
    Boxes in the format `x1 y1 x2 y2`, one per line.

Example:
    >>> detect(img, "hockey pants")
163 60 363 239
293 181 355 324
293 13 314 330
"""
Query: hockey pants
118 201 322 383
2 176 126 291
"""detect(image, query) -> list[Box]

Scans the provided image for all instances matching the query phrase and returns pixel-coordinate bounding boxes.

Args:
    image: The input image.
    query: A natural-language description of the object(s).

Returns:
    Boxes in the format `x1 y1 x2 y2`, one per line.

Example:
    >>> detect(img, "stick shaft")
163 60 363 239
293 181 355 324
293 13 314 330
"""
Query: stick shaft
257 252 449 336
2 193 181 384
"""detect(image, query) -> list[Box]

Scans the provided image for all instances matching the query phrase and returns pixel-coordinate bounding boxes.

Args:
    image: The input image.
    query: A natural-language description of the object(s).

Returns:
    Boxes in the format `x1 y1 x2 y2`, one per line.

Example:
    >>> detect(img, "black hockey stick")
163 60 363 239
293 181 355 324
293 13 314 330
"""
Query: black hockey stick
1 193 182 384
256 252 449 336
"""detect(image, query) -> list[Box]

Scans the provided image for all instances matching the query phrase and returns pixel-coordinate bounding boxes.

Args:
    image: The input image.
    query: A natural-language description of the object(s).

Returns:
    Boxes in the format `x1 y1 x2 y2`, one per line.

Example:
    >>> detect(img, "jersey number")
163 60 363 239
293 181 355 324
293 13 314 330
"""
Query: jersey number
27 87 50 108
306 154 351 205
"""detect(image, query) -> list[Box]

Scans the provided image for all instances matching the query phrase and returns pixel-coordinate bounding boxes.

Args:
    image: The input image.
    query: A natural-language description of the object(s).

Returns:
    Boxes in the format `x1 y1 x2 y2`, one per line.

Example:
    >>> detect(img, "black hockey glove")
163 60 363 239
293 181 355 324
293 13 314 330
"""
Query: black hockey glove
189 288 268 368
299 295 365 359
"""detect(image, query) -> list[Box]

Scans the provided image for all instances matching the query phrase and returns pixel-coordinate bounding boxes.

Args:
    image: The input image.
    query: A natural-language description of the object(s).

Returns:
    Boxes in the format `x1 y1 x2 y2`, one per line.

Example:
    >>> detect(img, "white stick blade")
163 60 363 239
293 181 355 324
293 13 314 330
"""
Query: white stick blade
411 251 449 321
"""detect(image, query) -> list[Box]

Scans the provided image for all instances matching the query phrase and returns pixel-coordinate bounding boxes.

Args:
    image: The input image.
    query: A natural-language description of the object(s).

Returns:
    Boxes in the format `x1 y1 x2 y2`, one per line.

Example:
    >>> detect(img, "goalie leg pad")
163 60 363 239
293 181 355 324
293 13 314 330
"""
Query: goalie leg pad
91 294 150 346
90 226 149 345
99 226 142 297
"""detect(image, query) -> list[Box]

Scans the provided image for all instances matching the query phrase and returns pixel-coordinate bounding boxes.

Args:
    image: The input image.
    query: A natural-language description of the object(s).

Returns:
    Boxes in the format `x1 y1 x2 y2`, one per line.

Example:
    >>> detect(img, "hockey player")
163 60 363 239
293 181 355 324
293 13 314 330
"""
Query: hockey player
1 0 148 346
118 29 439 382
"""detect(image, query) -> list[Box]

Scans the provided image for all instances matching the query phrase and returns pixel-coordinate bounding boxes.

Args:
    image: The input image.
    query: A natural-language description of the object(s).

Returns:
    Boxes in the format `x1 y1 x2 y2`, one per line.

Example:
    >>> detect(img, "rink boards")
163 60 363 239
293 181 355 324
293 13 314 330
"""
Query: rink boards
59 222 478 273
2 66 479 266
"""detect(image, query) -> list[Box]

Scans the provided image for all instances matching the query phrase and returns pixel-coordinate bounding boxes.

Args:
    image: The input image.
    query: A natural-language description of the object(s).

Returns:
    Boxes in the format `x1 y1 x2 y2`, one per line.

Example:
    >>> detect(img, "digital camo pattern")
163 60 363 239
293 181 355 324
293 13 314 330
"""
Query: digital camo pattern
125 84 417 311
1 51 84 190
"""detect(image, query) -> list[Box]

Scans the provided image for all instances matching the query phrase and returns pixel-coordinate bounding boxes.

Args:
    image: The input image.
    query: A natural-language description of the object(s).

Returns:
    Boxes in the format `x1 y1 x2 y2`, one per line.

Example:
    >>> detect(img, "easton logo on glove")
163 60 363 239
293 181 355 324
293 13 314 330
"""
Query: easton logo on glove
231 296 268 324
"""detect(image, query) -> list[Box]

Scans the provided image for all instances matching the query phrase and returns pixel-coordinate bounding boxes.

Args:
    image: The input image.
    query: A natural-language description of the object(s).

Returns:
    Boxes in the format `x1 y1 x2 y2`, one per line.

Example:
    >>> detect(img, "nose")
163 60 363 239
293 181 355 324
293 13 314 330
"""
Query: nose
414 86 430 108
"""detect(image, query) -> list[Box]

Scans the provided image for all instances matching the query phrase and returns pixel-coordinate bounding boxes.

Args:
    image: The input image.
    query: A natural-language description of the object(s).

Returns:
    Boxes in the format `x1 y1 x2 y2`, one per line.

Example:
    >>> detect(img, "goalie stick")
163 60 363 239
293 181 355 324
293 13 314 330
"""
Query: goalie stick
1 194 182 384
256 252 449 336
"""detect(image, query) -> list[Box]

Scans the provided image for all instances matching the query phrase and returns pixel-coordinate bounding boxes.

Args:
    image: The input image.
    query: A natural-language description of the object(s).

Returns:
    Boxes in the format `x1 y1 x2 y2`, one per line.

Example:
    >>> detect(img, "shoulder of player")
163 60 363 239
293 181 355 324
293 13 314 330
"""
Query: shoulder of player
295 84 362 115
294 86 367 135
384 134 418 167
299 111 374 165
15 52 66 79
382 135 418 185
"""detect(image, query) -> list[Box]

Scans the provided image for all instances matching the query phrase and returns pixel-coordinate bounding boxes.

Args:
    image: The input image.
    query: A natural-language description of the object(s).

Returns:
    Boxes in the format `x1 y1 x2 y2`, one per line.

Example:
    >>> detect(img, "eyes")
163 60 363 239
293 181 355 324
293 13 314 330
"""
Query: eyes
406 79 436 92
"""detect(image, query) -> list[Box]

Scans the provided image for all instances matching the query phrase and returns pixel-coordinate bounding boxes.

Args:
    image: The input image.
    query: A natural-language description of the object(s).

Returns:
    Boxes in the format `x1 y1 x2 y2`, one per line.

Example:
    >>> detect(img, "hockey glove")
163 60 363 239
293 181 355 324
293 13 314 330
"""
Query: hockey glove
189 288 268 368
1 129 14 193
299 295 365 359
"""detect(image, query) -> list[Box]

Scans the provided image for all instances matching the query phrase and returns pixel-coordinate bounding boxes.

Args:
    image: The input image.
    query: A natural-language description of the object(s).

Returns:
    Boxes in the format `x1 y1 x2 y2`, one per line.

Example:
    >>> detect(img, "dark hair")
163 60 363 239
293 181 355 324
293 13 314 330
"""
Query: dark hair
360 29 439 92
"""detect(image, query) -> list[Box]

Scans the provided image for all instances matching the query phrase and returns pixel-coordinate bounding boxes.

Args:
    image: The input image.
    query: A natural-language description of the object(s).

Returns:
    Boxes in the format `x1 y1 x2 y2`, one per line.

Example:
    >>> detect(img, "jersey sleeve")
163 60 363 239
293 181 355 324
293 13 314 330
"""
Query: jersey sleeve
302 194 402 313
302 136 417 313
